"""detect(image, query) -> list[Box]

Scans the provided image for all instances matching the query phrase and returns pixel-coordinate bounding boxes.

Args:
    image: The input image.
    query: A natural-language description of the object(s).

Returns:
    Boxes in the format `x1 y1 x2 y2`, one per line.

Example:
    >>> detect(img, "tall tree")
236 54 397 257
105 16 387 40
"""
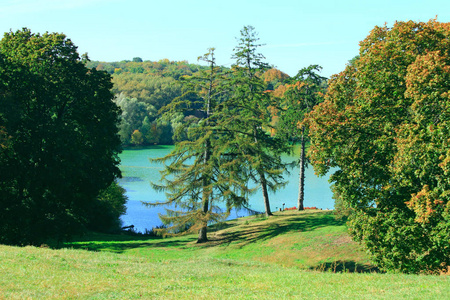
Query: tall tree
278 65 326 210
226 25 288 217
305 19 450 273
149 48 248 243
0 29 122 245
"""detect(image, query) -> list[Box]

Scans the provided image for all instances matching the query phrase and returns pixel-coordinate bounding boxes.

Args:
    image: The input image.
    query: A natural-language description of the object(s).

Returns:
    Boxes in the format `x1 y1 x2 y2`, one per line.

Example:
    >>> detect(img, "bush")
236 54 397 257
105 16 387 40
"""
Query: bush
87 182 128 233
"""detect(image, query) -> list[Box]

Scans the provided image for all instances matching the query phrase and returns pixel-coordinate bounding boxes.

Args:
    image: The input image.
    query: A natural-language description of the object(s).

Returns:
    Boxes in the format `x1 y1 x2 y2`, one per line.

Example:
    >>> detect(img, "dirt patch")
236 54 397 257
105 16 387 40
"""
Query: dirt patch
332 235 353 246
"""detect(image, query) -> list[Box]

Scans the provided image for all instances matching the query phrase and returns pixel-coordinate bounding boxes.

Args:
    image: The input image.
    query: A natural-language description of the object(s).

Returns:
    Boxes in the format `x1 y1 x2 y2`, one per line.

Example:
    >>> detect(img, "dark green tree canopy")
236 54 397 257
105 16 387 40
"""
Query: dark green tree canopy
0 28 122 245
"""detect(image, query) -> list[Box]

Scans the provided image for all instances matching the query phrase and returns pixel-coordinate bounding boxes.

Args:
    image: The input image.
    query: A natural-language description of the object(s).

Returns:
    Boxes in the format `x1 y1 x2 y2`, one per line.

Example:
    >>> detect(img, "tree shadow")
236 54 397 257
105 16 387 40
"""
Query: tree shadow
309 260 383 273
204 211 343 248
61 232 196 253
66 238 197 253
61 212 348 255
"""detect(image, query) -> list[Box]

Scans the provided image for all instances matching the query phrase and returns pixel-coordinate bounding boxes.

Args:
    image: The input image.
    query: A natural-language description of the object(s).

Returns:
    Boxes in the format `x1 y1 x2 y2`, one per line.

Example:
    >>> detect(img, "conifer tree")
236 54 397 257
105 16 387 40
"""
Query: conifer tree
279 65 326 210
148 49 248 243
224 26 288 217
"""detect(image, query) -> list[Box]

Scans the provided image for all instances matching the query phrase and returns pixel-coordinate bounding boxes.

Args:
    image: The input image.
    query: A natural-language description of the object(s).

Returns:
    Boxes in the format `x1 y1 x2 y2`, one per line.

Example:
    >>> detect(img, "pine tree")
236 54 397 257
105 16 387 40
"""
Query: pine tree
147 49 249 243
279 65 326 210
224 26 288 217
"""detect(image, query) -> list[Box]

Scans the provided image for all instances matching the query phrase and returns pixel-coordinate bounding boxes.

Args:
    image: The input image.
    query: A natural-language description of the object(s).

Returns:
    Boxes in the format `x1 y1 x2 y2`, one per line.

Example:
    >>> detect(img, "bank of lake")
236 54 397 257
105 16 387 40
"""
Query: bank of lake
118 145 335 232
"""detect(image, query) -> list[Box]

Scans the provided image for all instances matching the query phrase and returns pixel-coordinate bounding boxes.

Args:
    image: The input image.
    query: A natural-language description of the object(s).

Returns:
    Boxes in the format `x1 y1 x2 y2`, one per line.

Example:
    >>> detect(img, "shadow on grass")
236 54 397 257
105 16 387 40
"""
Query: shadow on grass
61 232 196 253
310 260 383 273
204 211 343 248
62 211 344 254
66 238 196 253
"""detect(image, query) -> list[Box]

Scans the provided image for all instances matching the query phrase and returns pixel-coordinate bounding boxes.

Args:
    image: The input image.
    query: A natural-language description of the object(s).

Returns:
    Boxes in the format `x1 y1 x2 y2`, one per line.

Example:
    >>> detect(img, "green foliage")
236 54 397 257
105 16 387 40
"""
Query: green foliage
149 48 249 242
130 129 144 145
86 182 128 233
225 25 289 217
114 94 171 145
306 19 450 273
0 28 122 245
87 55 235 148
277 65 327 211
86 59 207 79
278 65 326 141
112 74 181 109
149 27 292 241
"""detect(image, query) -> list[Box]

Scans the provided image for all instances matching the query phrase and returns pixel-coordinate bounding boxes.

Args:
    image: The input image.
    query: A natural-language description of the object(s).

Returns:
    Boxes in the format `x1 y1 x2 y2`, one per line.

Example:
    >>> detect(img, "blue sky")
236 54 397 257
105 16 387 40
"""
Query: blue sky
1 0 449 77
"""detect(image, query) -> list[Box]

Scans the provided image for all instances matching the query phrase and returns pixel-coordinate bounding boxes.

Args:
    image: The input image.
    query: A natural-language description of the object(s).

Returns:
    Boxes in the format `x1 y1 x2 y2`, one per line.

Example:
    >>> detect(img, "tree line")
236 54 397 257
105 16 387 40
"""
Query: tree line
88 57 290 147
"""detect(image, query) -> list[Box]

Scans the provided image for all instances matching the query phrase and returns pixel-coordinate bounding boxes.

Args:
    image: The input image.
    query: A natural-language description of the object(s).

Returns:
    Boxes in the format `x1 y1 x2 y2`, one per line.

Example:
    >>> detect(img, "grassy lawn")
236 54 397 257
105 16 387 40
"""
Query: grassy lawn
1 210 448 299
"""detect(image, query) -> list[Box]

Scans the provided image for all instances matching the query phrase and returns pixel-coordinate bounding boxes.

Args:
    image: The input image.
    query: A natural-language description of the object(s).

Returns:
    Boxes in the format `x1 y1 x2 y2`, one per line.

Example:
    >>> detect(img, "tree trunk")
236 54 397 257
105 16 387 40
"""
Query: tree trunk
198 223 208 243
198 169 209 243
197 70 213 244
260 170 273 217
297 126 305 211
197 142 210 244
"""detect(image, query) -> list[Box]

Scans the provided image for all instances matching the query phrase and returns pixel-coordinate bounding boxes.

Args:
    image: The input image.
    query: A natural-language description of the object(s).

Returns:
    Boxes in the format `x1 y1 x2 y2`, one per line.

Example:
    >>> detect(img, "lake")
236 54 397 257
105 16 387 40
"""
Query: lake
118 146 335 232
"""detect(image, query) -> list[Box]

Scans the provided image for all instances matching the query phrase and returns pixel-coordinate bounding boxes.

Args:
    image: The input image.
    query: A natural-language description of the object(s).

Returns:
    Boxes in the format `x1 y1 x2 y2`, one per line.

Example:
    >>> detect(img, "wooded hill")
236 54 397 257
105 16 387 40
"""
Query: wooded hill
86 59 290 146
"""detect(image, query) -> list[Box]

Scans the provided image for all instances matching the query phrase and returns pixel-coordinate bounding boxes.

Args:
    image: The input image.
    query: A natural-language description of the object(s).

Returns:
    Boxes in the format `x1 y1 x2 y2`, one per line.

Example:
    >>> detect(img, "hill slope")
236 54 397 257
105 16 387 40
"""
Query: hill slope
1 210 448 299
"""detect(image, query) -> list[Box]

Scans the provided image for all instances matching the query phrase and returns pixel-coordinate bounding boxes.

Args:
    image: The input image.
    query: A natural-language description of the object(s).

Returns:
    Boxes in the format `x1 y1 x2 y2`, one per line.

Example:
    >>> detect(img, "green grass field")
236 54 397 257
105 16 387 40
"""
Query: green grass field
1 210 448 299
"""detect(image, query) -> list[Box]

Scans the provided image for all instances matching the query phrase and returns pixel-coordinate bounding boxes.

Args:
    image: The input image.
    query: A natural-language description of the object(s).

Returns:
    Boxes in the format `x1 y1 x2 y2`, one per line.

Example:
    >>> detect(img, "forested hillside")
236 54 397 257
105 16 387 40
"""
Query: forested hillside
87 59 290 146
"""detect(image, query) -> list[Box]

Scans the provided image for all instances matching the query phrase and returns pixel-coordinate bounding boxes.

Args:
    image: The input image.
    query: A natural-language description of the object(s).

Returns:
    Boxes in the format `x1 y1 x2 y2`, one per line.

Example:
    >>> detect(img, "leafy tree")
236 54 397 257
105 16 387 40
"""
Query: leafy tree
263 68 290 90
114 94 167 145
131 129 144 145
141 116 161 144
112 74 181 110
225 25 288 217
305 19 450 273
278 65 326 210
87 182 128 233
0 29 122 245
149 49 248 243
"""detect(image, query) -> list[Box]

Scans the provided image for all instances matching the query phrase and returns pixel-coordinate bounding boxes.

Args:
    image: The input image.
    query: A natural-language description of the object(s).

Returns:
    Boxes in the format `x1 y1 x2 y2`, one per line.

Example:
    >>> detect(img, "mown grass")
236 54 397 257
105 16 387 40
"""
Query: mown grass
1 210 449 299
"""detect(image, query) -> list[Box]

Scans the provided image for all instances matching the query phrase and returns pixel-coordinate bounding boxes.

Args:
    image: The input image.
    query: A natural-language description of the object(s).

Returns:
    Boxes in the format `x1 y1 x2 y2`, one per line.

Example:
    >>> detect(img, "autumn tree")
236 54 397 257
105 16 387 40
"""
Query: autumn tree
278 65 326 210
263 68 290 90
0 29 122 245
305 19 450 273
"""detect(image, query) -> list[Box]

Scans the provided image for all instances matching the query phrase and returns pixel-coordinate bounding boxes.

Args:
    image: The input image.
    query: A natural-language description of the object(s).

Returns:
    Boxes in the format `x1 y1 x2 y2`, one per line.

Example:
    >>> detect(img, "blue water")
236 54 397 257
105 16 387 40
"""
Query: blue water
118 146 335 232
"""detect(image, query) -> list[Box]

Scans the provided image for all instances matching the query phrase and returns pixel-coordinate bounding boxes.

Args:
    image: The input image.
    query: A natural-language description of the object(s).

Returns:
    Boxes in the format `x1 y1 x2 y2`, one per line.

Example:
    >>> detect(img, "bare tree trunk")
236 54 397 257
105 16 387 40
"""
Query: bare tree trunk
260 170 273 217
197 136 211 243
297 126 305 211
197 199 208 243
198 228 208 243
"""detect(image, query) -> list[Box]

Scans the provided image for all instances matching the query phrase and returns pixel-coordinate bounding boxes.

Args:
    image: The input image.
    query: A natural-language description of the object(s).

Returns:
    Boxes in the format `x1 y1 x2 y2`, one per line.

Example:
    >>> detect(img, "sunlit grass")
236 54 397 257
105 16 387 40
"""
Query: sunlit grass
1 210 449 299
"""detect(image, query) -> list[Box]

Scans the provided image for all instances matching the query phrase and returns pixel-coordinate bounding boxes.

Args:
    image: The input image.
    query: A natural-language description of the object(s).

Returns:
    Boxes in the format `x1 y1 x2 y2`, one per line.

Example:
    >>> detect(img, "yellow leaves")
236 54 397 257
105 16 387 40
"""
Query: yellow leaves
272 84 287 98
407 185 446 224
438 150 450 172
262 68 289 82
